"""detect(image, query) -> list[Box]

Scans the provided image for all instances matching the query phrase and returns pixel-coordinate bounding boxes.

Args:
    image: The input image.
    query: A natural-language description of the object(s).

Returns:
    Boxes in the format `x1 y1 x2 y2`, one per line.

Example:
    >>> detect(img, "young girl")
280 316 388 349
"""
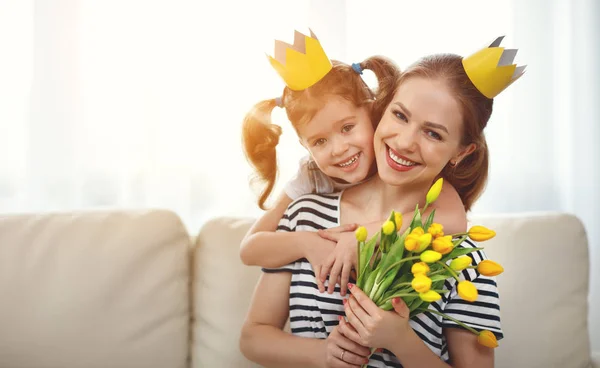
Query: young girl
240 30 467 296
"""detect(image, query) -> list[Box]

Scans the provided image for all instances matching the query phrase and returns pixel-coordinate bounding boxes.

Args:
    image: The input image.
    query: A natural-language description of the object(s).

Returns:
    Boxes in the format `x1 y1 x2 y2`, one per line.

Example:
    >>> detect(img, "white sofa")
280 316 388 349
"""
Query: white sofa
0 209 597 368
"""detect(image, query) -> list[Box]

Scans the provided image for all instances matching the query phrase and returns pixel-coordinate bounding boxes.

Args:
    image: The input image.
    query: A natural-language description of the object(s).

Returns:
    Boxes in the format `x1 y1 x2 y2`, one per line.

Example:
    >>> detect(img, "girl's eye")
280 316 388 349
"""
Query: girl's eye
393 110 408 122
341 124 355 133
427 130 442 141
314 138 326 146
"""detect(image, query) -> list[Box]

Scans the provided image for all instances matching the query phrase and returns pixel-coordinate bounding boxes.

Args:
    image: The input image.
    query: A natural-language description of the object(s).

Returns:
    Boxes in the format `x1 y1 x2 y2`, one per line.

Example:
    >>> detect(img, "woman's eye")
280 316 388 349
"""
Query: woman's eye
427 130 442 140
393 110 408 122
342 124 355 133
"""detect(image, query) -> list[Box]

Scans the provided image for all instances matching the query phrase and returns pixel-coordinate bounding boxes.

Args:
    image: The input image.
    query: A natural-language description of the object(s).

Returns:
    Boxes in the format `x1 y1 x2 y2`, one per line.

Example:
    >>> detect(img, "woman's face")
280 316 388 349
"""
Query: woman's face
374 76 473 188
297 95 375 184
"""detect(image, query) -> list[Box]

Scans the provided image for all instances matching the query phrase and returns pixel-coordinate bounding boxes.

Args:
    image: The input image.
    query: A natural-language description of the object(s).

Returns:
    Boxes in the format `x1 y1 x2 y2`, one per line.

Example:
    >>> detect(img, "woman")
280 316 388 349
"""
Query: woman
240 41 524 367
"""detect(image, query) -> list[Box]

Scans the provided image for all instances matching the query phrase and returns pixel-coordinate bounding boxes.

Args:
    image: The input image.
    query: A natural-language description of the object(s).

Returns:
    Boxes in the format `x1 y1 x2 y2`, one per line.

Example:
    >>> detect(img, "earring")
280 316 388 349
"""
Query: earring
449 160 457 167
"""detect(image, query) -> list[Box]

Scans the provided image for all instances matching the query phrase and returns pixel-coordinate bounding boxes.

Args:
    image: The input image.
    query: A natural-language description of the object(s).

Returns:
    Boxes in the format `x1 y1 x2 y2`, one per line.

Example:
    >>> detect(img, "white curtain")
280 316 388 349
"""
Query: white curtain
0 0 317 231
1 0 598 351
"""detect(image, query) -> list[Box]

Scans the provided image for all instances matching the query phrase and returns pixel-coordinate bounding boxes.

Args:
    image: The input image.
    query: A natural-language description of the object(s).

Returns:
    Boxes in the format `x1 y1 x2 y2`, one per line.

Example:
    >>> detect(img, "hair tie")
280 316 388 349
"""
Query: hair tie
351 62 363 75
275 96 284 108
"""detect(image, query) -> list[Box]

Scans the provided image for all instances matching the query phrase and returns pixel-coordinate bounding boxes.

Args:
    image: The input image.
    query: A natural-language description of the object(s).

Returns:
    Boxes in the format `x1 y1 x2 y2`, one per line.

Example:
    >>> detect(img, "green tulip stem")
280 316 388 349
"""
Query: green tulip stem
414 308 479 335
436 261 461 282
380 256 421 280
378 292 418 306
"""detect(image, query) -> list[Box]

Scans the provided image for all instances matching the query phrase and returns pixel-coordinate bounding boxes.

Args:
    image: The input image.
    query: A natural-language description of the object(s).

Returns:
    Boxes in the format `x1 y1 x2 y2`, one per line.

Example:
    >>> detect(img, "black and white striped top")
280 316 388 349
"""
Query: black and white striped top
263 192 504 368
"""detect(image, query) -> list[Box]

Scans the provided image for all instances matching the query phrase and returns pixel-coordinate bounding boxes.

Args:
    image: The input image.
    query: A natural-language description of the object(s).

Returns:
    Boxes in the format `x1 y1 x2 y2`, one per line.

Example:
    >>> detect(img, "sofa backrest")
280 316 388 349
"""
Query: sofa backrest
0 210 191 368
472 212 591 368
196 212 592 368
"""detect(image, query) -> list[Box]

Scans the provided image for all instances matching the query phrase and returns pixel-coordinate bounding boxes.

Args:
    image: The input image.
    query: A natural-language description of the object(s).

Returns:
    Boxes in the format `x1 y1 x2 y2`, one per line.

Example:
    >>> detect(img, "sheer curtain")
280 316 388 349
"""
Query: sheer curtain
1 0 598 350
0 0 319 231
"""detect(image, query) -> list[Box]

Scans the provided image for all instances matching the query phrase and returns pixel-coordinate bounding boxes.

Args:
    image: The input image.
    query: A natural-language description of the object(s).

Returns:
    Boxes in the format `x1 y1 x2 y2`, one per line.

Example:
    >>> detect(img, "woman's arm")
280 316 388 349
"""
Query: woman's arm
239 271 325 368
445 328 494 367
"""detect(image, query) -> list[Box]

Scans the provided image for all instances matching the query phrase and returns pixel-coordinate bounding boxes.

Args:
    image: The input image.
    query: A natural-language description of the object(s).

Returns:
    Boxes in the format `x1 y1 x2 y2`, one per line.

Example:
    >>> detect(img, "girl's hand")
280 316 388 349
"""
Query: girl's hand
303 232 339 292
342 284 412 351
320 319 372 368
317 224 359 296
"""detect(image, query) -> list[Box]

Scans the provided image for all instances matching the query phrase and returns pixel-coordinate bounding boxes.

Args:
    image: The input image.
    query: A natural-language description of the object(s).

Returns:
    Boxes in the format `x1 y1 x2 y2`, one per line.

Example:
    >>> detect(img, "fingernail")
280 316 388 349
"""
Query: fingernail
347 283 354 290
393 297 400 304
338 315 343 321
342 299 347 305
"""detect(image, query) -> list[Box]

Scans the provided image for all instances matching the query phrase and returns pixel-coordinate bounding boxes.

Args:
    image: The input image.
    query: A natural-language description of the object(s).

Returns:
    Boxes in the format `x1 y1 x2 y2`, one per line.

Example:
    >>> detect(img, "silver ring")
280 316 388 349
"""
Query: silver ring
340 350 346 361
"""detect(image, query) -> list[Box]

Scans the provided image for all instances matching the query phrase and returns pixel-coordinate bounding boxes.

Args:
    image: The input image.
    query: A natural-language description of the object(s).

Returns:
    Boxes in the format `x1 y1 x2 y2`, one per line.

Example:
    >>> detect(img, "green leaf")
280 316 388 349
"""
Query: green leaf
409 204 423 229
424 209 436 230
429 274 450 283
363 269 379 296
440 247 484 263
358 232 379 282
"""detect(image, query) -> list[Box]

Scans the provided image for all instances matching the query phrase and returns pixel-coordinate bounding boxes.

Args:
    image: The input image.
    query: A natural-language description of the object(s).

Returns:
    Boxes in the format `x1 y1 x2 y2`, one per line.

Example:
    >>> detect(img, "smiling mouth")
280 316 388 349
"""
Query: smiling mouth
336 152 361 167
387 146 419 166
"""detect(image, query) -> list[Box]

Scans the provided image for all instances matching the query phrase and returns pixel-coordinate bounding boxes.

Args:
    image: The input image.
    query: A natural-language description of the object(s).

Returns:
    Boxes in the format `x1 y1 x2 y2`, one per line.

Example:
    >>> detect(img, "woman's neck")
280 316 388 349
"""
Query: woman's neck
341 176 430 223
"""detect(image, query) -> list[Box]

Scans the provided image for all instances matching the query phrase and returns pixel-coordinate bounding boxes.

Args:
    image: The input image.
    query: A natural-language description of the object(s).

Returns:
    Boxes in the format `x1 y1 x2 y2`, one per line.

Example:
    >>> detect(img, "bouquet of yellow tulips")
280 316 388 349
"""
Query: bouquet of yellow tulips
354 178 503 351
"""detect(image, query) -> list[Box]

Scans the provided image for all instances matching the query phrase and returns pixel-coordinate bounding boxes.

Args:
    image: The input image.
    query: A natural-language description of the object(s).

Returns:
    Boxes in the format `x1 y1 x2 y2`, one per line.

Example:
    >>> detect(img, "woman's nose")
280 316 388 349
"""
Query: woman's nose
394 127 418 151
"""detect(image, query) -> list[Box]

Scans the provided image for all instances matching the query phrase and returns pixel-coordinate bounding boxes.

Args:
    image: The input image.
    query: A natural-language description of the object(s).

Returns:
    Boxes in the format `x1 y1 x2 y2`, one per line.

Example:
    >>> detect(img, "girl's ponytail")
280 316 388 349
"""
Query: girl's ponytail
360 55 401 123
242 99 282 210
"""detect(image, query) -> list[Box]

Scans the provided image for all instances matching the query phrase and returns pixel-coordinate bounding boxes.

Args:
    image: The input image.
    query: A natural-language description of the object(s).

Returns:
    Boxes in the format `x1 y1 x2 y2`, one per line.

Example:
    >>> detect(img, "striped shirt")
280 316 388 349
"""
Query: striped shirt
263 192 503 368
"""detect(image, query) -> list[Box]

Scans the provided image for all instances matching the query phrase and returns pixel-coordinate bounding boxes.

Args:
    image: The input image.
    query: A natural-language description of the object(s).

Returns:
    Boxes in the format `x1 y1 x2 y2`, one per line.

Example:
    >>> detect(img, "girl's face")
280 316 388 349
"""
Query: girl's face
297 96 375 184
374 77 475 189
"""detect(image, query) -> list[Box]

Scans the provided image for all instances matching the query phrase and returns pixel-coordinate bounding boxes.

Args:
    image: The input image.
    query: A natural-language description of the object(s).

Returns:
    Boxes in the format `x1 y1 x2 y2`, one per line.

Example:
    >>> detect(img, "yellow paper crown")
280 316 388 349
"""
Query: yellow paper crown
266 29 332 91
462 36 526 99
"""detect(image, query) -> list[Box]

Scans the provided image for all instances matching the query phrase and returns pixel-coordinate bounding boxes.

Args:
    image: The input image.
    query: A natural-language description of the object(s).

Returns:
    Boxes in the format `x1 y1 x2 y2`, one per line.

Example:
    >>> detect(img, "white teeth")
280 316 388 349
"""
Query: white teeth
338 153 359 167
388 148 417 166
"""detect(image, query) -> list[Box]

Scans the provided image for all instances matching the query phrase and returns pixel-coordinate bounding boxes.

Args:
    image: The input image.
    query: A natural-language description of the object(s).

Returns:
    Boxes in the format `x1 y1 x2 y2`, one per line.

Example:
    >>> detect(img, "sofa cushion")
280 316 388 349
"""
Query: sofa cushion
191 217 263 368
0 210 191 368
470 212 591 368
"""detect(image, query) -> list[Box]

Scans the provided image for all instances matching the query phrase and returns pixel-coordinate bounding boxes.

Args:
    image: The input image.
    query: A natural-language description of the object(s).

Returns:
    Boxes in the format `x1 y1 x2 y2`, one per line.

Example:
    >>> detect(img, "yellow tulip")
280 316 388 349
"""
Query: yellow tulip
419 290 442 302
411 274 432 293
457 280 478 302
411 262 430 275
411 226 425 236
432 235 453 255
404 234 419 251
468 226 496 241
477 260 504 276
355 226 368 242
394 212 403 230
382 220 395 235
415 233 433 253
426 178 444 204
450 256 472 271
427 223 444 238
420 250 442 264
477 330 499 348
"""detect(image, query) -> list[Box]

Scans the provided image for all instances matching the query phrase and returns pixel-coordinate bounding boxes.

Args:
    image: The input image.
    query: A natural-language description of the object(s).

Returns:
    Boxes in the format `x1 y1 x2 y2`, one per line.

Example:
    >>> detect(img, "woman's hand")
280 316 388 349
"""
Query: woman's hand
320 318 372 368
341 284 412 351
317 223 359 296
